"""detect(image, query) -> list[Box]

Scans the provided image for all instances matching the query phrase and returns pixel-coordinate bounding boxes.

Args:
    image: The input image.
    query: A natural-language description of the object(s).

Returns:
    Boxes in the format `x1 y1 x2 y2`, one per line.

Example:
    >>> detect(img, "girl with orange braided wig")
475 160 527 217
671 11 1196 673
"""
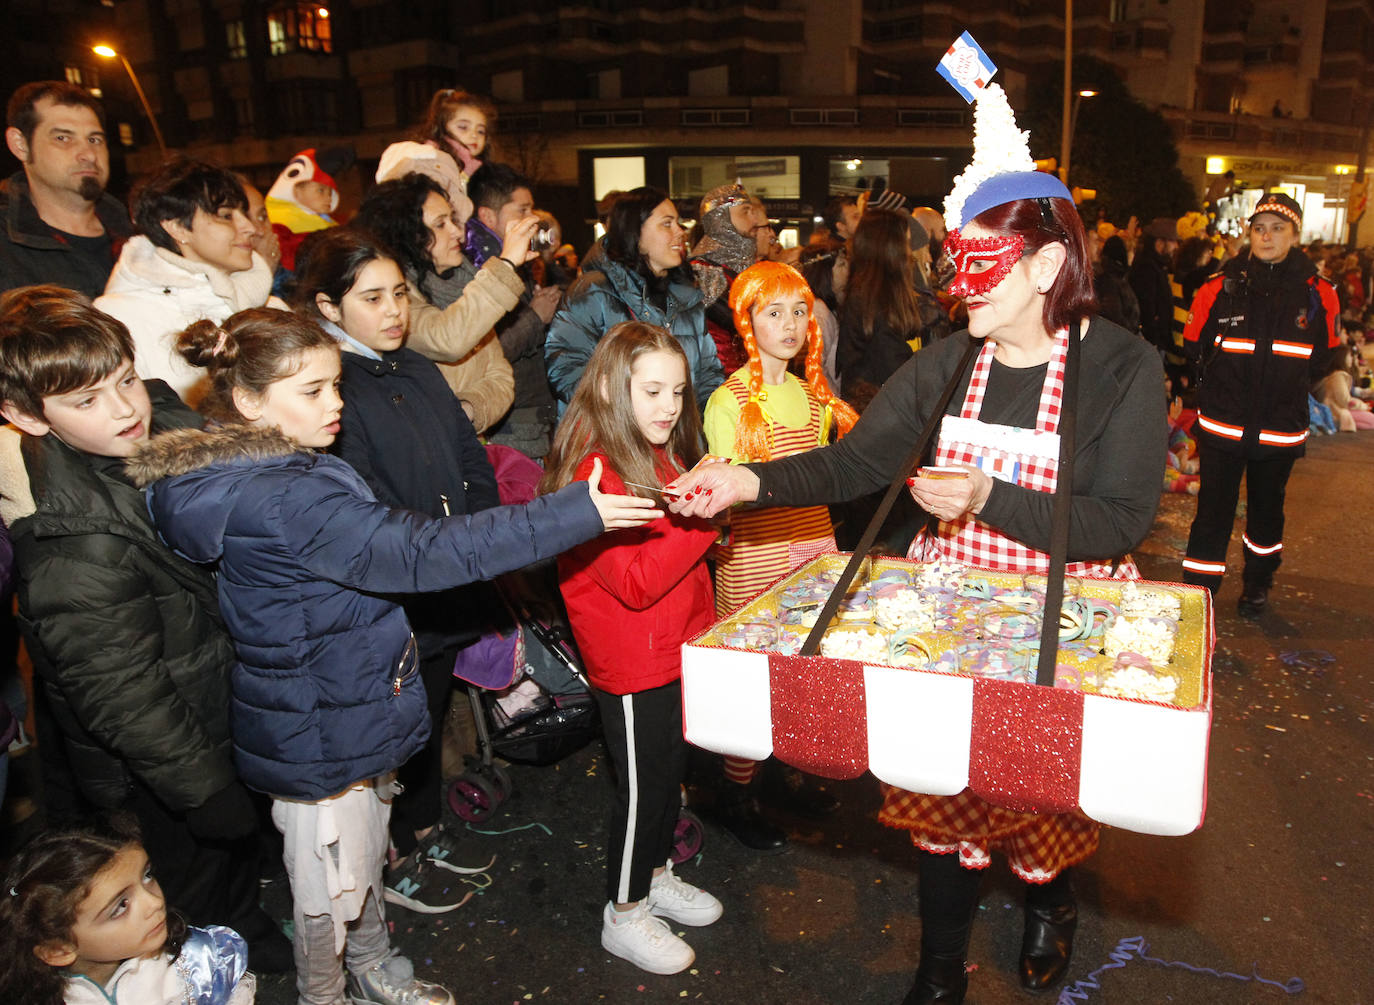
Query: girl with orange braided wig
699 261 857 850
727 262 857 461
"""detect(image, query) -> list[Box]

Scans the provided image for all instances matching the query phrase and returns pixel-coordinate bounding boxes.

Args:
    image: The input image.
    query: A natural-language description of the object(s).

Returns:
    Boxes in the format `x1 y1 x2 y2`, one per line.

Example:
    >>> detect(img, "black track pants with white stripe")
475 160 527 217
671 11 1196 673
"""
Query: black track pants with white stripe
593 679 689 905
1183 443 1295 593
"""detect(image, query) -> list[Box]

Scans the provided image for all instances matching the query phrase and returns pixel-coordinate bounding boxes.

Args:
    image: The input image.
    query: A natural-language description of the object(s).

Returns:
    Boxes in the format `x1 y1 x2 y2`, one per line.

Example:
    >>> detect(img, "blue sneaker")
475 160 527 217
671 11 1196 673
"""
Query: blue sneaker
382 848 472 915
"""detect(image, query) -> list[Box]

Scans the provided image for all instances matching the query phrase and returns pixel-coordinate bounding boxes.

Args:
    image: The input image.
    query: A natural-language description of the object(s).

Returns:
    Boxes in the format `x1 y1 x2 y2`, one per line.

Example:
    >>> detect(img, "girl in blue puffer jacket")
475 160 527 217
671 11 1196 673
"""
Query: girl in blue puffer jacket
127 307 659 1005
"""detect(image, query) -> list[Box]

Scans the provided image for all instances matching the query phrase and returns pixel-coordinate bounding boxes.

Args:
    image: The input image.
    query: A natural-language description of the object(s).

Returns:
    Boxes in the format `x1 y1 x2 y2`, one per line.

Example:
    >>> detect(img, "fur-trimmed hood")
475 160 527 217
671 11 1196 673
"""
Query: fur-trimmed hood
127 424 299 488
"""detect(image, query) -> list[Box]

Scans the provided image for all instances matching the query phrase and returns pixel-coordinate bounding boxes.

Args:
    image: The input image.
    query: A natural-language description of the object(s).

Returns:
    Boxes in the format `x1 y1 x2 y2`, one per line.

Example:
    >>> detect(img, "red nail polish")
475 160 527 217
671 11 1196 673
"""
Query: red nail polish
705 488 713 495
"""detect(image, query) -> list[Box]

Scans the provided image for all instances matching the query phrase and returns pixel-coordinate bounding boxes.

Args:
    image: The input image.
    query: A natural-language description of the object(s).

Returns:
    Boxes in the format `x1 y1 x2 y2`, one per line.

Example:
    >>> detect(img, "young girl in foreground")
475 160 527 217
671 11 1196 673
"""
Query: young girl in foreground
0 820 254 1005
127 309 658 1005
701 261 858 848
540 321 723 976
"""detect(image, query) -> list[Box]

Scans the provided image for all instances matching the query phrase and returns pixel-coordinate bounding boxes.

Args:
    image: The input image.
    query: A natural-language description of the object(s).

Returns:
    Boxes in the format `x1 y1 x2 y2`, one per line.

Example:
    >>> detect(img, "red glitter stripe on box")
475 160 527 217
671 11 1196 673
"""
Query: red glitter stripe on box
967 677 1084 814
767 654 869 779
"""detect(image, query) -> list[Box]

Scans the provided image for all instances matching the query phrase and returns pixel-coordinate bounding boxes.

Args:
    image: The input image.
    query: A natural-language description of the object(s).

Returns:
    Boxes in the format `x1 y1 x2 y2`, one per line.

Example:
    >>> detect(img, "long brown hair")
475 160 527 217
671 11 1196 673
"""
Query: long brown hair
728 261 857 460
540 322 704 497
842 210 922 341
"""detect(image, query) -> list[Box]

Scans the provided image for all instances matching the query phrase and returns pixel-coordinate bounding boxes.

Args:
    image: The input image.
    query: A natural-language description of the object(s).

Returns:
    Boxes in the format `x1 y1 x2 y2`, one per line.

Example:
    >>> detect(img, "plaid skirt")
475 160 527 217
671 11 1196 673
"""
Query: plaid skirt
878 784 1100 883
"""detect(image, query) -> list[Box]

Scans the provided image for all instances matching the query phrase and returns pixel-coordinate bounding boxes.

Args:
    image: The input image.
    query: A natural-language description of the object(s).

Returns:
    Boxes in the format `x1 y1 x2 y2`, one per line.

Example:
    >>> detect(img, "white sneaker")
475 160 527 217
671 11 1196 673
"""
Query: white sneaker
647 861 722 927
601 901 695 975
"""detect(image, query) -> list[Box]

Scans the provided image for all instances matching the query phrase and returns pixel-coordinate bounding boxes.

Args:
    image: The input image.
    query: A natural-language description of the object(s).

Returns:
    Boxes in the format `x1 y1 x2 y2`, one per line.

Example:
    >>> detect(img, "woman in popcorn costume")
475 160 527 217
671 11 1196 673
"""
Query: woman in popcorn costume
667 82 1167 1003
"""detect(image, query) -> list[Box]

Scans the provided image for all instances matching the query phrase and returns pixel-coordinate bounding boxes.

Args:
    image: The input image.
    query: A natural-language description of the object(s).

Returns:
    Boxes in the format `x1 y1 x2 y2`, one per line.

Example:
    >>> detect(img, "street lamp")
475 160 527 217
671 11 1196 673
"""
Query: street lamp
92 43 167 158
1062 89 1098 186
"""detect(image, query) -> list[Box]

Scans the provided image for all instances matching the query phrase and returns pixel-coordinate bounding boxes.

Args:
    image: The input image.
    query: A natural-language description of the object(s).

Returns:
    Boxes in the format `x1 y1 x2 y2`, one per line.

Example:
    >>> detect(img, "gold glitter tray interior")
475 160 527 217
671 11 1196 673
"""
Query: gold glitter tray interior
694 553 1211 711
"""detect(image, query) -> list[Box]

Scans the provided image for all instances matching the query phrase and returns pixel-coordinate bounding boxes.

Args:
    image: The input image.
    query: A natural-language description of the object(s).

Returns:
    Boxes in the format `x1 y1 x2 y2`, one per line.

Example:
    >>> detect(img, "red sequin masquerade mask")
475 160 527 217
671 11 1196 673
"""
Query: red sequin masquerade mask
944 228 1026 298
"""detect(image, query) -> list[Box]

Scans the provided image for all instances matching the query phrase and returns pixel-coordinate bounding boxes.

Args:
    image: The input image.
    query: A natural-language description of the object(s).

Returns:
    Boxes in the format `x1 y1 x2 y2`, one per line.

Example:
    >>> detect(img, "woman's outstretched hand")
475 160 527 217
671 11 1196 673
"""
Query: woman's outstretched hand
586 457 663 529
906 464 993 523
665 456 758 518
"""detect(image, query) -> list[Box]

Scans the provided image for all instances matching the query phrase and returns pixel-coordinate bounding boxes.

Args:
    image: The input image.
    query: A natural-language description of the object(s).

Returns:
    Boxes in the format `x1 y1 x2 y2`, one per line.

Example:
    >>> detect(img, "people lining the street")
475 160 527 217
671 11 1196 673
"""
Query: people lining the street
126 306 658 1005
3 66 1374 1005
0 286 289 972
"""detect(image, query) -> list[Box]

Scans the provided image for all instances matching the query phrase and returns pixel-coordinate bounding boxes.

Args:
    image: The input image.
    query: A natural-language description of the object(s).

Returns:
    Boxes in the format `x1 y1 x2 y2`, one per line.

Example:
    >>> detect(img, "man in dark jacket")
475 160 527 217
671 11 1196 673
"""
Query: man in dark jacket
1129 216 1178 354
1181 193 1340 616
1 82 133 296
0 286 287 969
466 163 560 458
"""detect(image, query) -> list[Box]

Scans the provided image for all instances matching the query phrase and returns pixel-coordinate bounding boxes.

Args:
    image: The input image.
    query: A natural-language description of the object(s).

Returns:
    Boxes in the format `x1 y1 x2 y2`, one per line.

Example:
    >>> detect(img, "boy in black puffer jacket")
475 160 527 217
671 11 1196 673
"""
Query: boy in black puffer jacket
0 285 288 972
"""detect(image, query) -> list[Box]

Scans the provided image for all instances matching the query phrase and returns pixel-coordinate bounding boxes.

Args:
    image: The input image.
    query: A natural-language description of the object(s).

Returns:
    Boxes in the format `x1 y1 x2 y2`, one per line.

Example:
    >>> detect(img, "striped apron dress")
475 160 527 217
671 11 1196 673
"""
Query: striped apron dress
891 330 1136 881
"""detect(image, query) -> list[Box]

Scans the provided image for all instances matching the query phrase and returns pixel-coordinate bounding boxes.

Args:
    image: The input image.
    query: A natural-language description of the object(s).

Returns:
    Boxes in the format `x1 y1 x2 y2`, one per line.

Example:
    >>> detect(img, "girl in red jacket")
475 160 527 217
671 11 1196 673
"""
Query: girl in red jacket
540 321 724 976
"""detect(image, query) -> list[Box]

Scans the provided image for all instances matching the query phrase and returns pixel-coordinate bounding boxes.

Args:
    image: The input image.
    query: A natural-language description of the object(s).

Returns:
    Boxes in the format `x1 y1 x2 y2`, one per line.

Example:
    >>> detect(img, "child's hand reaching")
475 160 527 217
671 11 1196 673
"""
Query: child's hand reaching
586 457 663 529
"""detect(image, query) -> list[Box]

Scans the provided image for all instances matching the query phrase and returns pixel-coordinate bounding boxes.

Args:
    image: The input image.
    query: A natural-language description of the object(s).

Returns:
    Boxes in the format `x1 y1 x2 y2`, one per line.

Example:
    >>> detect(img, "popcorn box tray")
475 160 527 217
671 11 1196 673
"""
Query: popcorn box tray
681 554 1214 836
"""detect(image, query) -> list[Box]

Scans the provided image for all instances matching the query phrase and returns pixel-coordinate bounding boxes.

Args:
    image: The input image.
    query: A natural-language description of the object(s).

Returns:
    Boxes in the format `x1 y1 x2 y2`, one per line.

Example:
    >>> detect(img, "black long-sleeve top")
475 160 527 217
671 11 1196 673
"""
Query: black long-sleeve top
749 317 1168 564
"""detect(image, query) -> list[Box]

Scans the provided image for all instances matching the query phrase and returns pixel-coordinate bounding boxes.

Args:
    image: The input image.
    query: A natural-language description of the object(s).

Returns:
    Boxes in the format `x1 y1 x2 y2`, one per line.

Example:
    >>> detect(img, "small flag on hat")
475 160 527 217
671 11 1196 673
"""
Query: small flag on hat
937 31 998 104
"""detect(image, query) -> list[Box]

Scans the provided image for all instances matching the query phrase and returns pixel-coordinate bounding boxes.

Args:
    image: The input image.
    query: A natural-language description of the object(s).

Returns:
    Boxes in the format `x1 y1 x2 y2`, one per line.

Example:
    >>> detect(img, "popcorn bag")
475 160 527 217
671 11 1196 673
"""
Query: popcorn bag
681 555 1214 837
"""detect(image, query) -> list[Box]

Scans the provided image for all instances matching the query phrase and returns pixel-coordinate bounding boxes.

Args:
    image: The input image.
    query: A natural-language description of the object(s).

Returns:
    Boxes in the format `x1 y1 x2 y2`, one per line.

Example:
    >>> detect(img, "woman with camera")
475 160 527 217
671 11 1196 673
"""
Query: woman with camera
353 172 541 432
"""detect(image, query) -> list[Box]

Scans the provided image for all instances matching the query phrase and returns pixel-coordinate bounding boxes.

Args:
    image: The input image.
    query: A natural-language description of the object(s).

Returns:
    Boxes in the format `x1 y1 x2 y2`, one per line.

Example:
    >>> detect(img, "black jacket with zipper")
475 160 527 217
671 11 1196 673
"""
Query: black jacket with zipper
1183 251 1340 458
0 382 236 812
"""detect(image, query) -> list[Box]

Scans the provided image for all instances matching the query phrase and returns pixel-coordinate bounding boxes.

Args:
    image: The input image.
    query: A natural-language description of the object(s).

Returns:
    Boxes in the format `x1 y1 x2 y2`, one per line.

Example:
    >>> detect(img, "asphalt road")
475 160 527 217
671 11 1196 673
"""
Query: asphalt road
250 430 1372 1005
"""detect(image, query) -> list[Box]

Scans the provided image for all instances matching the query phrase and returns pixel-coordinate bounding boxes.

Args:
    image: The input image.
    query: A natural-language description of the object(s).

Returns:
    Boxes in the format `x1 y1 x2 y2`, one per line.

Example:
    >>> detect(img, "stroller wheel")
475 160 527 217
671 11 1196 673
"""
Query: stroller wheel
490 764 514 801
670 808 705 865
448 773 501 823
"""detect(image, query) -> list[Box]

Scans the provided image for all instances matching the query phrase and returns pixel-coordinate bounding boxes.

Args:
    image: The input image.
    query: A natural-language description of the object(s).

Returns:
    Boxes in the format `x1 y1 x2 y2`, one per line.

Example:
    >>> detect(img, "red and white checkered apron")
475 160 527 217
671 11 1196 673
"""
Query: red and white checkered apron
908 329 1137 580
892 329 1138 880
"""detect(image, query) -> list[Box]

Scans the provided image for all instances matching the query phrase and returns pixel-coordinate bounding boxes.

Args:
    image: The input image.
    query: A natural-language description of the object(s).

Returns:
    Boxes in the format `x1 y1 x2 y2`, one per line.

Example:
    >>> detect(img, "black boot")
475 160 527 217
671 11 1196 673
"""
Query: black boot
1019 902 1077 991
709 780 787 852
758 761 841 818
1237 580 1269 618
902 953 967 1004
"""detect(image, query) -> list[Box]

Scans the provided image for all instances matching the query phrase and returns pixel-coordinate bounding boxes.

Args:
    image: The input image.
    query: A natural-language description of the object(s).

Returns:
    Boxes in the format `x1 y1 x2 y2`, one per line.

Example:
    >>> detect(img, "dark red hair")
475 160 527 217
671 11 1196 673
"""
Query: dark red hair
970 197 1098 333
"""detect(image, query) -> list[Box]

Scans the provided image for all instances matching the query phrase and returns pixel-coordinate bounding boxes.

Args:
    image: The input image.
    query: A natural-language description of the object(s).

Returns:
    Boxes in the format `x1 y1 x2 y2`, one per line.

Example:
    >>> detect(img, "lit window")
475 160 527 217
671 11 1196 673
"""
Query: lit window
227 20 247 59
267 2 332 55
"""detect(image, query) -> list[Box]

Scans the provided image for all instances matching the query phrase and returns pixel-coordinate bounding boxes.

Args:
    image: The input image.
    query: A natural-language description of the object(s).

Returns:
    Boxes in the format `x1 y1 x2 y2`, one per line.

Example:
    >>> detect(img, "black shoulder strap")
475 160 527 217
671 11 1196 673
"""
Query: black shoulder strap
1033 319 1083 687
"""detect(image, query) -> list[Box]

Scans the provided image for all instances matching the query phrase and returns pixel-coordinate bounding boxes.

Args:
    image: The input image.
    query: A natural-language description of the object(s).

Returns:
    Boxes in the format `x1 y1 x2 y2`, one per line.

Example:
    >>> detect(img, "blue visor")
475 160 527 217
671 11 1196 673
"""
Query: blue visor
962 171 1073 225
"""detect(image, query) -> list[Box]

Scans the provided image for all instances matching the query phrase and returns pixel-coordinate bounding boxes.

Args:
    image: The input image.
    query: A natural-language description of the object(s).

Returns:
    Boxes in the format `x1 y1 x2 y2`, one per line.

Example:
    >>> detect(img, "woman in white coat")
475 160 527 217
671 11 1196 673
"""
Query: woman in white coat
95 159 284 404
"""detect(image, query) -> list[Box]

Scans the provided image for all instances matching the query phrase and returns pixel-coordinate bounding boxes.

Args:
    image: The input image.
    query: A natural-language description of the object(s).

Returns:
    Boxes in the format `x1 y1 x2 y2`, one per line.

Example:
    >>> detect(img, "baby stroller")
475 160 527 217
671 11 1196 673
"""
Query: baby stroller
447 582 598 819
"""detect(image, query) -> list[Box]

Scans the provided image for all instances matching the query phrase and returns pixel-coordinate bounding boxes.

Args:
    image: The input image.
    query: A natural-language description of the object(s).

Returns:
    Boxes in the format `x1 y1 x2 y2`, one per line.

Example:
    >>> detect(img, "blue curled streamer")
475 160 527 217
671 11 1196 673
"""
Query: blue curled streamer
1278 649 1335 669
1056 936 1305 1004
